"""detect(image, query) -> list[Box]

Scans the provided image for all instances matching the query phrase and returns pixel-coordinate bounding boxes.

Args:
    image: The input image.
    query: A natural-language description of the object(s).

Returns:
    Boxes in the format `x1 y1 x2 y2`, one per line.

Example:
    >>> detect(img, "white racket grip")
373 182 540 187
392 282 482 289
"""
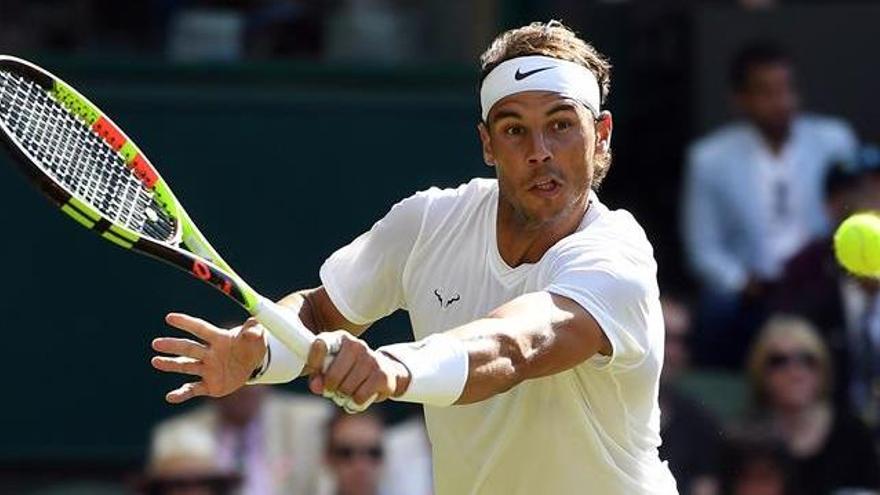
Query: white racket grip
251 297 334 380
253 297 315 360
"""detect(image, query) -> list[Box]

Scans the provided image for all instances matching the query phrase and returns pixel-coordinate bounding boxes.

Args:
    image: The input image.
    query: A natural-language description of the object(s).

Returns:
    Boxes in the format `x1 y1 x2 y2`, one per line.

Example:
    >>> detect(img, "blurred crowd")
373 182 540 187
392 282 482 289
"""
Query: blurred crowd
3 1 880 495
672 38 880 495
142 387 432 495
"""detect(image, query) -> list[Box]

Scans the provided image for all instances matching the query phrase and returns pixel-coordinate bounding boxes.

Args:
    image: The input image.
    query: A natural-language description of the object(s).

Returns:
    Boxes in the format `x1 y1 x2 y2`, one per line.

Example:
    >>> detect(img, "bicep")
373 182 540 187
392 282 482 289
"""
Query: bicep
280 286 371 336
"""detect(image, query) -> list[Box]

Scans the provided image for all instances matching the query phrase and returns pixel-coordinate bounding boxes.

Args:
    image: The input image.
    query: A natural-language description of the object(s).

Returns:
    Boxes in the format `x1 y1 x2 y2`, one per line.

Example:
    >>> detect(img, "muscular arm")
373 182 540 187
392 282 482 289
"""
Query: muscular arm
448 291 612 404
275 286 370 337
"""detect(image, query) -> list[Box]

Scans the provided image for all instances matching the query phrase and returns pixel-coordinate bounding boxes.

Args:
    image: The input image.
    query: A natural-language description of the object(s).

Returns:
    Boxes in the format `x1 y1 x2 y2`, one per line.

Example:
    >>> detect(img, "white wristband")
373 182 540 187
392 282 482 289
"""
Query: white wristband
379 333 469 407
247 325 306 385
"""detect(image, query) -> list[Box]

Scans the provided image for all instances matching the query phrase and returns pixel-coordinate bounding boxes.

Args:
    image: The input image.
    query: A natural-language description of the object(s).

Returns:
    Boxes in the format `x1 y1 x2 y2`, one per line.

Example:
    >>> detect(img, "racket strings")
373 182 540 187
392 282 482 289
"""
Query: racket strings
0 69 176 242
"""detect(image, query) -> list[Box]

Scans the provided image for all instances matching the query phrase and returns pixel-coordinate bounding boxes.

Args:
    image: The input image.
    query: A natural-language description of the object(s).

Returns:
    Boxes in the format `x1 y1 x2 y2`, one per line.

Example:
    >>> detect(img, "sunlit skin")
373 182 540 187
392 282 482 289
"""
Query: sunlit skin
478 91 613 266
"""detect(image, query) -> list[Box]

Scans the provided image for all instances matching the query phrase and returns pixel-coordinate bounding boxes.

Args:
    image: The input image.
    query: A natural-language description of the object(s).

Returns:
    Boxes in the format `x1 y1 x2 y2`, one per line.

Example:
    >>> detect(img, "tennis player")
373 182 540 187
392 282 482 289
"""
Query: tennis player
152 20 679 494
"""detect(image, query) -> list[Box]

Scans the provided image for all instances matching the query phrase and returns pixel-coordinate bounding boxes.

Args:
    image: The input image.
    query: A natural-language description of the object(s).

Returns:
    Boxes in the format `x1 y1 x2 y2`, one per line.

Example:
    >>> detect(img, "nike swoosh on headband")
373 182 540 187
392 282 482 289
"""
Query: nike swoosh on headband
514 66 554 80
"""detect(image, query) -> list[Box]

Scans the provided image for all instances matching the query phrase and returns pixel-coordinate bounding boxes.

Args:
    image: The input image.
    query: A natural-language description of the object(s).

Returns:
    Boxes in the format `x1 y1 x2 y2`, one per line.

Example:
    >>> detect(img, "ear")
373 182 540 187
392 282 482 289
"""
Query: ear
594 111 613 154
477 122 497 167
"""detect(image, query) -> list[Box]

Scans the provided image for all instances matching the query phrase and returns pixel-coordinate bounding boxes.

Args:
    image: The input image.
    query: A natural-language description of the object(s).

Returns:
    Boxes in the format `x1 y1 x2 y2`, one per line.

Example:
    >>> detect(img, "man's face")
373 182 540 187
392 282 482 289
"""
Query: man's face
736 63 799 141
326 416 384 495
479 91 612 228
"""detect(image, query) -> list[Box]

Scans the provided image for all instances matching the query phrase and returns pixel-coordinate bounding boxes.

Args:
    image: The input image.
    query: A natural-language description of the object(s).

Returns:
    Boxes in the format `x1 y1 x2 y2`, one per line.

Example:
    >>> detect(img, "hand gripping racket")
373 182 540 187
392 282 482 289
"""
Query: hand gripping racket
0 55 347 398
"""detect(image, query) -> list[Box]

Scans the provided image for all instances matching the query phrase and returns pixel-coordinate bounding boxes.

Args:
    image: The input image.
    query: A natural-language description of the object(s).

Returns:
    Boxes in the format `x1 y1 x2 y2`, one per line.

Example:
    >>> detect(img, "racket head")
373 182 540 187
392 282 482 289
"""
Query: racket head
0 55 179 245
0 55 258 311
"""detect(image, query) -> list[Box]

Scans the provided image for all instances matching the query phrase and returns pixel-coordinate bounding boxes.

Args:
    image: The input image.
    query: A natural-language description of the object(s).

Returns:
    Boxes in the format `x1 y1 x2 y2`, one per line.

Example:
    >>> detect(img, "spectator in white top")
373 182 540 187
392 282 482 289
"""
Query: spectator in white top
682 40 857 367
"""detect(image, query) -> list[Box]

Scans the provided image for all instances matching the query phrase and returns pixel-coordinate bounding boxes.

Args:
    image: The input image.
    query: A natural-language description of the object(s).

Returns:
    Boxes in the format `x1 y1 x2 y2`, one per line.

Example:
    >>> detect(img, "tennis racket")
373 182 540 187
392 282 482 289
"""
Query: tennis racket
0 55 342 395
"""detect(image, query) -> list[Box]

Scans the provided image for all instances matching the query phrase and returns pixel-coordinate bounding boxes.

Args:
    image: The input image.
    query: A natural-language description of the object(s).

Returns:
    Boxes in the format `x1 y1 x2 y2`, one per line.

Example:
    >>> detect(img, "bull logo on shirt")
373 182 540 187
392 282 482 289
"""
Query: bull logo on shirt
433 288 461 308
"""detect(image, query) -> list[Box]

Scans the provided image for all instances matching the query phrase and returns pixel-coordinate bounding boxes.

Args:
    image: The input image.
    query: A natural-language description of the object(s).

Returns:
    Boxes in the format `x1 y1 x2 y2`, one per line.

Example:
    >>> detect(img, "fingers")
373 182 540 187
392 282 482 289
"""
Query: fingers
166 381 208 404
151 356 203 377
165 313 221 342
353 373 388 405
306 336 330 379
152 337 208 360
336 355 372 397
322 337 364 393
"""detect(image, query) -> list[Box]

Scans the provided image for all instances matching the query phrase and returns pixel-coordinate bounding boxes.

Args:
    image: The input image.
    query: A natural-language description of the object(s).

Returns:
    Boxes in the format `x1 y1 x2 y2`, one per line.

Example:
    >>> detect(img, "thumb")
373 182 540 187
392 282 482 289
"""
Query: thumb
241 323 264 342
307 336 329 372
309 374 324 395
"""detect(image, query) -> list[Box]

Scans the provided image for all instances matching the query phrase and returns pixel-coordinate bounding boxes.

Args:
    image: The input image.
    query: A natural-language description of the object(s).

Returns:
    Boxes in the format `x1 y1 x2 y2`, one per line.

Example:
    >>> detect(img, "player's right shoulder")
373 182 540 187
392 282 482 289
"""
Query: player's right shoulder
409 177 495 218
405 177 496 246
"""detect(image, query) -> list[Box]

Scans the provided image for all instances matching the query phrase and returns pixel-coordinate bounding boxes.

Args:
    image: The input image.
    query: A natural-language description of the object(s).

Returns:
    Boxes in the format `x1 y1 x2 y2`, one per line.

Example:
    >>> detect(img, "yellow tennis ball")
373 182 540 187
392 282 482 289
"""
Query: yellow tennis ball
834 212 880 277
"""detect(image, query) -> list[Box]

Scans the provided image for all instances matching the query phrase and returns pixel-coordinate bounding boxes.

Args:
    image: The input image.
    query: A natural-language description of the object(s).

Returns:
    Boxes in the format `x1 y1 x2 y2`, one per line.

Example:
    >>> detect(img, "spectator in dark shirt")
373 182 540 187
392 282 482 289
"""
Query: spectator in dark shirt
719 432 797 495
744 315 879 495
659 295 723 495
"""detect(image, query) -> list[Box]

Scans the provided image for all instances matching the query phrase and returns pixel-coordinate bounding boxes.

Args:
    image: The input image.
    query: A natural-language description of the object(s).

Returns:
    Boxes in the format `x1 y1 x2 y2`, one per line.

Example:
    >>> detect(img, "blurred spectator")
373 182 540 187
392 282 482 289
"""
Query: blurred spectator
744 316 879 495
772 151 878 411
658 295 723 495
719 433 797 495
168 7 246 61
139 423 241 495
323 409 386 495
382 409 433 495
683 40 857 367
150 386 331 495
323 0 418 63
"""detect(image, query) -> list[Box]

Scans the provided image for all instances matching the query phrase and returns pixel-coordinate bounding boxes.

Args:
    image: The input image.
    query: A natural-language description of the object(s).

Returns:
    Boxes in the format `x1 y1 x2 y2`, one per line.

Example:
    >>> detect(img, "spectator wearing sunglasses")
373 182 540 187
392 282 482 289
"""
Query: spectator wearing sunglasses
745 315 879 495
324 409 386 495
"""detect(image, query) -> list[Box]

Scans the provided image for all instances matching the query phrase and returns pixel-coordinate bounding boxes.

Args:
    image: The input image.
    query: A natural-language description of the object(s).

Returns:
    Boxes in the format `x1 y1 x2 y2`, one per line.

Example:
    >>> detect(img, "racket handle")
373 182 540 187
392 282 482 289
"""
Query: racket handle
254 297 367 411
253 297 315 361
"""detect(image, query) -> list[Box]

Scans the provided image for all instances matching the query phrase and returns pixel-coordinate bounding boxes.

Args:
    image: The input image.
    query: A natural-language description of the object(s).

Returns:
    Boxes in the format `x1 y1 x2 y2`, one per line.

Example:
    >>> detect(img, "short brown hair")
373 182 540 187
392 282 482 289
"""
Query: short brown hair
480 21 613 189
480 20 612 105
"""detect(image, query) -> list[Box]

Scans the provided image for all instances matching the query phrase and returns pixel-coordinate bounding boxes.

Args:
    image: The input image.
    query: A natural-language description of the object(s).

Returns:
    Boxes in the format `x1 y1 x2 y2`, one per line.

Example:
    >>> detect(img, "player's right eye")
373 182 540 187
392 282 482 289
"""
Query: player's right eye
504 125 525 136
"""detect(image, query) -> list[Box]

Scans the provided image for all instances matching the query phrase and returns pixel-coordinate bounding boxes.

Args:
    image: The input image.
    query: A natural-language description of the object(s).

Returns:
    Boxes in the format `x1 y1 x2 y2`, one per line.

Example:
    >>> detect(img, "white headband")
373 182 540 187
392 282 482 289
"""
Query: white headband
480 55 601 122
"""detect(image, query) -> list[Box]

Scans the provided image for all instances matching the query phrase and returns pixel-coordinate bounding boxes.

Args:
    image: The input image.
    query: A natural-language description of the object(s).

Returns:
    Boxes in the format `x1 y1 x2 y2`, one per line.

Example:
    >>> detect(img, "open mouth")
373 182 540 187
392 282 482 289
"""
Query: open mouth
530 178 561 196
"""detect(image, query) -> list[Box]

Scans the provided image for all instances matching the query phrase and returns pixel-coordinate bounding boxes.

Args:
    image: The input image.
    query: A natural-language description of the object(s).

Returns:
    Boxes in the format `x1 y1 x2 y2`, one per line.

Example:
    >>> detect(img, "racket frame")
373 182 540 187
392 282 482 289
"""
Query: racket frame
0 55 316 358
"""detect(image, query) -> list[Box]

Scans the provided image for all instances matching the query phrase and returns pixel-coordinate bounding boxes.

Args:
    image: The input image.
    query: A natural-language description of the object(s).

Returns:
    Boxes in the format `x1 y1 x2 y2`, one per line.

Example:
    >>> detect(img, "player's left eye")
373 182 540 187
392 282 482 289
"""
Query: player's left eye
551 120 573 132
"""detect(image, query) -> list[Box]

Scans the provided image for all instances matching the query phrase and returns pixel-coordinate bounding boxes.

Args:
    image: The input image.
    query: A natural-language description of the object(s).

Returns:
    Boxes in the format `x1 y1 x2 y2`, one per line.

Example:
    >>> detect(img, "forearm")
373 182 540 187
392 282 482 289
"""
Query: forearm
449 293 593 404
445 316 541 404
382 292 607 406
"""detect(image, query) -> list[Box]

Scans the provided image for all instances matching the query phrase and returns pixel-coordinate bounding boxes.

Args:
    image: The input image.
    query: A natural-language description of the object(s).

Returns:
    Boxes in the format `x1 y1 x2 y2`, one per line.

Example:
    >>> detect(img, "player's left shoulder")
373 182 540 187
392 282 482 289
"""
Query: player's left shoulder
577 201 653 256
550 200 657 277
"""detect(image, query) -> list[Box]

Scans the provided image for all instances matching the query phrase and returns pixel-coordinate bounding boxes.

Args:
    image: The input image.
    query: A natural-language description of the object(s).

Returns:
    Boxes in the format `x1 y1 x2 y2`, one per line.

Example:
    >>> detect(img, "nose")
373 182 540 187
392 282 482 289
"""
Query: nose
526 131 552 164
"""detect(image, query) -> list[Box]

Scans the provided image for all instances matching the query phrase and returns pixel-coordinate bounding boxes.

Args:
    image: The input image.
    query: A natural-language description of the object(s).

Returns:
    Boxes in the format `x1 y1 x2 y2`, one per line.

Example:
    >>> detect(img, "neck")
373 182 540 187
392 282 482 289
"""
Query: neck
774 401 826 431
496 192 589 267
756 122 792 155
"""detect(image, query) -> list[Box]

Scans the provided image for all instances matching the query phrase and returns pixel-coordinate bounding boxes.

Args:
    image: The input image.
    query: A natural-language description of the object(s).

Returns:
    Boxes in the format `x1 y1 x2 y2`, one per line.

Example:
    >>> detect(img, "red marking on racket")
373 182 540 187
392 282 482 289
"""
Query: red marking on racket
92 116 126 151
221 279 232 295
130 154 158 188
193 260 211 281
